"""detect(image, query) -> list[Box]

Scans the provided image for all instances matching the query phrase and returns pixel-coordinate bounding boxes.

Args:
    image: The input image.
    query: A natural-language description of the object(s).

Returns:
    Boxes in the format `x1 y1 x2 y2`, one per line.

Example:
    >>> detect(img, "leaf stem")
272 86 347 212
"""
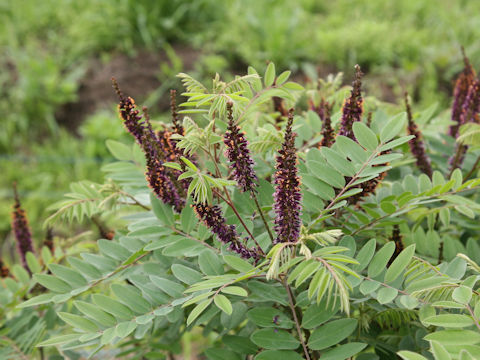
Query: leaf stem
309 144 382 229
119 190 151 211
213 189 265 256
466 304 480 332
171 227 219 253
282 279 311 360
252 191 275 242
448 143 467 178
465 155 480 180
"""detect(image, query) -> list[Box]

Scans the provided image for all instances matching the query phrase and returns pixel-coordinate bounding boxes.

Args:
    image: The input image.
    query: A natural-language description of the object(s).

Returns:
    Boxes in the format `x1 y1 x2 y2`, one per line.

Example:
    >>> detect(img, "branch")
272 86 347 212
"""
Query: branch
171 227 219 253
119 190 151 211
309 143 382 229
213 189 265 256
282 279 311 360
466 304 480 332
465 155 480 180
252 192 275 242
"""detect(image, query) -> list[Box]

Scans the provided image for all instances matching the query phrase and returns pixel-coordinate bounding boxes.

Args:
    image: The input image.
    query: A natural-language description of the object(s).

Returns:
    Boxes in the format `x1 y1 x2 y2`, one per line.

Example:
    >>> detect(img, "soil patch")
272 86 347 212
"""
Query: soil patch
56 46 200 132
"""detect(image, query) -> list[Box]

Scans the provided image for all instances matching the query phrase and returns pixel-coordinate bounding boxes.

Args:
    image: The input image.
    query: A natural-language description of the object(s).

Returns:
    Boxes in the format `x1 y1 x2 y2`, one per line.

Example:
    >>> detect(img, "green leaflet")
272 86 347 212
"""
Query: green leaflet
111 284 152 314
301 301 339 329
368 242 396 278
48 264 88 288
92 294 134 321
74 300 117 327
33 274 72 293
250 328 300 350
424 330 480 345
254 350 303 360
171 264 203 285
214 294 233 315
380 112 407 143
398 351 429 360
423 314 474 328
307 318 358 350
353 122 378 150
321 343 367 360
247 307 293 329
198 249 224 275
187 299 212 326
58 312 98 332
384 244 415 283
223 335 258 354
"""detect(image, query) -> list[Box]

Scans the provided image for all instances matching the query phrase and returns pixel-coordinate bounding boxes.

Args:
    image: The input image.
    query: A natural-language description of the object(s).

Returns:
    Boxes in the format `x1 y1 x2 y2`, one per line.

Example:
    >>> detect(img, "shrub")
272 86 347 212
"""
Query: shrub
2 62 480 359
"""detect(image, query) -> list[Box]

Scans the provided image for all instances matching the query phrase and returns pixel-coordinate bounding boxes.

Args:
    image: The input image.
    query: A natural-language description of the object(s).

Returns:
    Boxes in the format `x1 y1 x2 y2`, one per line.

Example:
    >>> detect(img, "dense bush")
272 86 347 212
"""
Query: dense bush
2 61 480 359
2 0 480 253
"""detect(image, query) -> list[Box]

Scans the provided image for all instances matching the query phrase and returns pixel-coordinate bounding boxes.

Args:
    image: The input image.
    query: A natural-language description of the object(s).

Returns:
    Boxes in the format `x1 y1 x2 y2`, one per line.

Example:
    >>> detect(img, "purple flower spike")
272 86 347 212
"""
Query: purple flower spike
449 48 476 138
143 133 185 212
318 99 335 148
12 184 34 273
405 93 433 178
448 80 480 173
113 78 146 145
458 80 480 127
339 65 364 140
113 79 184 212
193 203 258 260
224 102 258 193
273 110 302 244
170 89 184 136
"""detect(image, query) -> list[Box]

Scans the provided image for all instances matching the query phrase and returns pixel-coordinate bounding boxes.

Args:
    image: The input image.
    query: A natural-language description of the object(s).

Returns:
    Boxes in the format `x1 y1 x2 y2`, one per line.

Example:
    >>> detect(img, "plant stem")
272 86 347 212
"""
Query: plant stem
252 191 274 242
171 227 219 253
448 143 467 178
282 280 311 360
465 155 480 180
309 144 381 229
89 252 149 288
119 190 151 211
466 304 480 332
213 189 265 256
363 276 428 304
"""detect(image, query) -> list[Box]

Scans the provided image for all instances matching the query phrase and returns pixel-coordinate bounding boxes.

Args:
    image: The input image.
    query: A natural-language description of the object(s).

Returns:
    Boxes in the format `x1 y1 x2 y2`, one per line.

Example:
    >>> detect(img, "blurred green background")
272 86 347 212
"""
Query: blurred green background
1 0 479 251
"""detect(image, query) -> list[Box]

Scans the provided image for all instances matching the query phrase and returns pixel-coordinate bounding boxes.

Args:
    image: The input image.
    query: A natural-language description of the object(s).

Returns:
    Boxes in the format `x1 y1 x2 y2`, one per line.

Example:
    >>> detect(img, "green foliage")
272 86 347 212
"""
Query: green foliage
4 64 480 360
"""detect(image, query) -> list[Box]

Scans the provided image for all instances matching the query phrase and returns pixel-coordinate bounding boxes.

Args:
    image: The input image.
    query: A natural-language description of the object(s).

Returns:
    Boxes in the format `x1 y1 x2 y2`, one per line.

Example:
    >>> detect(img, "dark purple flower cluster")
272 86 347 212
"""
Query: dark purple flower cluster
170 89 184 136
458 80 480 126
405 93 433 178
318 99 335 148
449 49 476 138
449 80 480 173
113 79 146 145
224 102 258 193
12 184 34 273
192 203 259 260
273 112 302 244
142 130 185 212
113 79 184 212
339 65 364 140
